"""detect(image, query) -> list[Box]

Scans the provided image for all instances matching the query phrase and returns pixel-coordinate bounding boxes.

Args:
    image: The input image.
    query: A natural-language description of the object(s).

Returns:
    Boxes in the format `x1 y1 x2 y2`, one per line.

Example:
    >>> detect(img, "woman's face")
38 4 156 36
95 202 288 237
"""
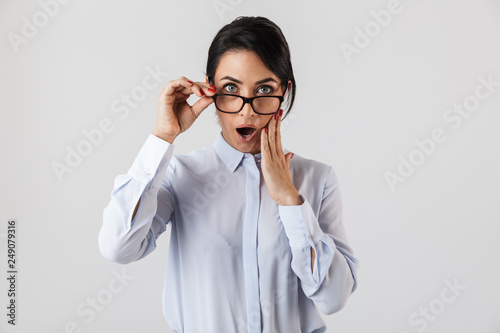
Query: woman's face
211 50 287 154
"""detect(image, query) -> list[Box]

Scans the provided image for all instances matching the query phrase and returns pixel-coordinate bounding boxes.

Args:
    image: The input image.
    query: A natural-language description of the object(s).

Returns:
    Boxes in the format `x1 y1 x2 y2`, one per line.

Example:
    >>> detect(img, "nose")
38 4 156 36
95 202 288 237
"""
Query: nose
239 100 256 118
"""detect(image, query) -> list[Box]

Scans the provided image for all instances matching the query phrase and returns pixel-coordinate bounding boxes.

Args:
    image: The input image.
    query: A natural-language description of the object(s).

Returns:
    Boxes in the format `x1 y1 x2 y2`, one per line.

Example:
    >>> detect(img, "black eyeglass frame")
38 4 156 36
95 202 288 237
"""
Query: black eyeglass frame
211 86 288 115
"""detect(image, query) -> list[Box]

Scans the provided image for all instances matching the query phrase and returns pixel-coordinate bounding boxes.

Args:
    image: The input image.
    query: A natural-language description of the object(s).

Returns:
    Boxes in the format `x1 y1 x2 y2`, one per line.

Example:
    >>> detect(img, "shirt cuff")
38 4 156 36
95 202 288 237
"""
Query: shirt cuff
279 195 325 249
128 134 175 188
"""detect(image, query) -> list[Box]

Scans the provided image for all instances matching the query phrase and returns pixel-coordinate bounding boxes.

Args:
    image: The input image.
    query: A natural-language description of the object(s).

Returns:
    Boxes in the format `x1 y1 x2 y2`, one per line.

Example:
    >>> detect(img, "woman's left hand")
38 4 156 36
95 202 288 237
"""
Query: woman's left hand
261 109 303 206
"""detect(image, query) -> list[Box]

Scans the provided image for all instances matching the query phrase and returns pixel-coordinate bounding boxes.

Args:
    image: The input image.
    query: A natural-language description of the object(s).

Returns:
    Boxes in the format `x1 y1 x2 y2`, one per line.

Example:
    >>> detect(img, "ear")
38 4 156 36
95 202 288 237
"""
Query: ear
286 80 292 98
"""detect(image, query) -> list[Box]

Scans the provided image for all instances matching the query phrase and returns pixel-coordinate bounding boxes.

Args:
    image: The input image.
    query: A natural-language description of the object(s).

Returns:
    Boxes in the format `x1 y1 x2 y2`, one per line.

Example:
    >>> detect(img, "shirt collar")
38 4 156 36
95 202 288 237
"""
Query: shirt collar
213 131 289 172
214 132 245 173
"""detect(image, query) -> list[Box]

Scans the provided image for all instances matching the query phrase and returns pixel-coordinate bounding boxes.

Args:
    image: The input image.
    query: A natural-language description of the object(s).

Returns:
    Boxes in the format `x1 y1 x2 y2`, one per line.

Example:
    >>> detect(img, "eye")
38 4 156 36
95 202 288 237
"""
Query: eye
223 83 238 93
257 85 273 94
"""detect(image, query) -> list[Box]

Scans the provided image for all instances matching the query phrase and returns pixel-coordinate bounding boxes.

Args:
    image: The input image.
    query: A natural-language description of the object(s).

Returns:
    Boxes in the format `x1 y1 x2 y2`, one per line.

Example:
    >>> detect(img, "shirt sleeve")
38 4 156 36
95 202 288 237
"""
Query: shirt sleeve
278 167 359 315
98 134 176 264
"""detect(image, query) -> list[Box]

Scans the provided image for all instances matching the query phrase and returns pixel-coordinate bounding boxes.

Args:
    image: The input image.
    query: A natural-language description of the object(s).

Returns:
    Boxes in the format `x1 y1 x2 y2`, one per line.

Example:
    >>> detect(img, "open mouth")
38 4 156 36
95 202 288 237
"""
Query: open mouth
236 126 258 143
236 127 256 138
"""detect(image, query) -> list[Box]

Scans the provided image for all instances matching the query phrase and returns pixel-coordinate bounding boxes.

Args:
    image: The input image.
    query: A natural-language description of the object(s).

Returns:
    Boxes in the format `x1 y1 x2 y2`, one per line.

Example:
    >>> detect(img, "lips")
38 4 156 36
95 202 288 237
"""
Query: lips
236 125 258 143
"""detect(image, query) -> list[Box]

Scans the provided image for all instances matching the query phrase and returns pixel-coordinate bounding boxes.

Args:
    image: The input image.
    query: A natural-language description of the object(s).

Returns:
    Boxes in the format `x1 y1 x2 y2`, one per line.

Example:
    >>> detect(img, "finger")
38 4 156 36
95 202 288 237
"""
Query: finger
163 77 216 99
164 77 194 96
285 152 294 168
194 83 217 98
261 127 271 161
268 112 278 159
191 96 214 118
275 109 284 156
192 84 206 98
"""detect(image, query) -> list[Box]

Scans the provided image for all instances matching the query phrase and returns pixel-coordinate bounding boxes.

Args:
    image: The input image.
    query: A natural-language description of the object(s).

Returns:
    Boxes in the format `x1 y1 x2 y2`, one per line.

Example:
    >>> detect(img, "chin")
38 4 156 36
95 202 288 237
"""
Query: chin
236 140 261 154
223 129 262 154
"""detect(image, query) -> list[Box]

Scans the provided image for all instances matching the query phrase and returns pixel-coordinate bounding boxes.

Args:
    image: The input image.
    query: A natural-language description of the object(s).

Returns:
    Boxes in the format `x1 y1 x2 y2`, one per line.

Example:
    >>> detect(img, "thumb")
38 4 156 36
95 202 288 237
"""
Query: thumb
191 96 214 118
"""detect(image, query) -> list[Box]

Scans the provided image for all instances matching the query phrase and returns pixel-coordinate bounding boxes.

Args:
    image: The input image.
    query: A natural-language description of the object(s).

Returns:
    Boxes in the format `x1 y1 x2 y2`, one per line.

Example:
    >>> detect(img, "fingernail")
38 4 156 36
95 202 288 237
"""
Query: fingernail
208 88 216 93
210 84 217 90
291 153 294 159
279 109 283 117
264 128 268 134
187 80 193 84
200 89 205 96
274 113 278 120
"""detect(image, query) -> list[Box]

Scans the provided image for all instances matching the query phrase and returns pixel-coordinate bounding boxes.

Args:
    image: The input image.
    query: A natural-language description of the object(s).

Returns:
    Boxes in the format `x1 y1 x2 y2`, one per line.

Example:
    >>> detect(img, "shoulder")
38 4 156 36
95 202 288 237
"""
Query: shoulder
288 153 342 208
289 152 333 177
288 152 337 190
173 144 214 161
170 144 219 174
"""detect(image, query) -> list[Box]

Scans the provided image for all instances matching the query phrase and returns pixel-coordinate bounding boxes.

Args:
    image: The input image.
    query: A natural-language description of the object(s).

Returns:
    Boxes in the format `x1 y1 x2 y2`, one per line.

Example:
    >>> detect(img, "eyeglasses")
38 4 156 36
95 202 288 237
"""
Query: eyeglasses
212 86 287 115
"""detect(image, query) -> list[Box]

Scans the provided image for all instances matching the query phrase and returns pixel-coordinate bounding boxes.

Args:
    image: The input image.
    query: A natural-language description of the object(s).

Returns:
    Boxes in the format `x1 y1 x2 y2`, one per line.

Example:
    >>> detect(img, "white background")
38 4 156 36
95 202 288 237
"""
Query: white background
1 0 499 332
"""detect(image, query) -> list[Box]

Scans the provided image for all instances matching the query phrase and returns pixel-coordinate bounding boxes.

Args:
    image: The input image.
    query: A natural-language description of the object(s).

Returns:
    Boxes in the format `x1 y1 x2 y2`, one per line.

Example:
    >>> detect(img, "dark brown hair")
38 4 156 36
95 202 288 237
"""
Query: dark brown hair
206 16 296 119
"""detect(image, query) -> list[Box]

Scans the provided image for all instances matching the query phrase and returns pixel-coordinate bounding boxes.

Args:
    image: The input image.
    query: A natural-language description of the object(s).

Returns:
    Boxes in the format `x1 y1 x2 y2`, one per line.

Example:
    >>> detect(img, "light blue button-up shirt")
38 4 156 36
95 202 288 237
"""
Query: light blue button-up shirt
99 132 358 333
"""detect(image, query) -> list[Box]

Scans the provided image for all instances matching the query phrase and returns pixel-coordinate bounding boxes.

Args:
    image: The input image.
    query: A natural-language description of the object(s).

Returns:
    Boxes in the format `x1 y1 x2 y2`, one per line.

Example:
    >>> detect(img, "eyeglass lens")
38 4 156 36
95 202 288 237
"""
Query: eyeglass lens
216 95 280 114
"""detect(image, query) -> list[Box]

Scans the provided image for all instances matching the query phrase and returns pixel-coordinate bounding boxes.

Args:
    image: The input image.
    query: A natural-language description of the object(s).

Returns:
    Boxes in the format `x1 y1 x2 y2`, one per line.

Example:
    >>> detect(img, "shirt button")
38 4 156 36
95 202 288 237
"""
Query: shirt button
146 172 151 178
308 235 312 240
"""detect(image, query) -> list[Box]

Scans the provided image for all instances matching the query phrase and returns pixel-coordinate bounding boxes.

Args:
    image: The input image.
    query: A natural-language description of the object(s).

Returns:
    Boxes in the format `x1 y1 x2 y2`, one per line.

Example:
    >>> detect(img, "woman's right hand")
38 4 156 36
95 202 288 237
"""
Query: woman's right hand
152 76 216 143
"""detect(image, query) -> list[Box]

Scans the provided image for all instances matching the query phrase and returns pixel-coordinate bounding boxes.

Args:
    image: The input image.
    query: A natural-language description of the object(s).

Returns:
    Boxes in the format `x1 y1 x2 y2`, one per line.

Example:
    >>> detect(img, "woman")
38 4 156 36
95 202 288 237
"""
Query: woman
99 16 358 333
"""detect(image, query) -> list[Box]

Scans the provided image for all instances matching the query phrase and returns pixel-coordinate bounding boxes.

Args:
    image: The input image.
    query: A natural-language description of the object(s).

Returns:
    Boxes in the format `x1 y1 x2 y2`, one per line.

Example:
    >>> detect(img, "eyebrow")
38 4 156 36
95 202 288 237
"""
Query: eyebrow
219 76 278 85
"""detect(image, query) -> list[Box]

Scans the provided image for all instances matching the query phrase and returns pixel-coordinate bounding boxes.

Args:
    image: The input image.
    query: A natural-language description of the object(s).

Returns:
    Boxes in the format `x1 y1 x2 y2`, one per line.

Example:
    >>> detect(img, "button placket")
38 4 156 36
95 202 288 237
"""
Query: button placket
242 154 262 333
